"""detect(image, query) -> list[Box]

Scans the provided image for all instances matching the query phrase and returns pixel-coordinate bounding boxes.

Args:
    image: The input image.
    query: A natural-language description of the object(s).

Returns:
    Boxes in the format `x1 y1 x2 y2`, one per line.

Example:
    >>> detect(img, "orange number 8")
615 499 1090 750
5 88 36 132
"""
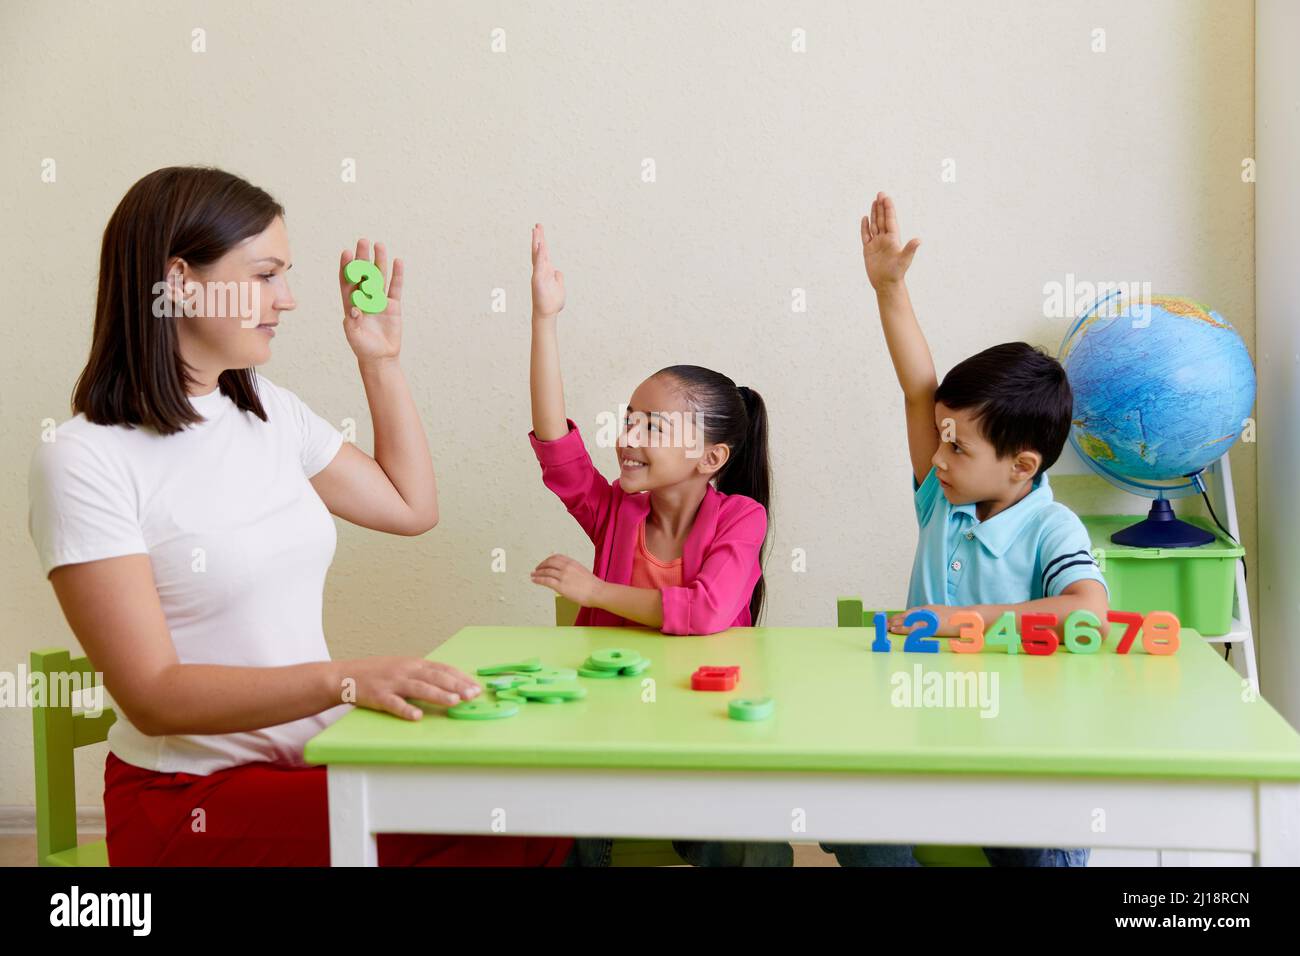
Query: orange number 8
1141 611 1180 655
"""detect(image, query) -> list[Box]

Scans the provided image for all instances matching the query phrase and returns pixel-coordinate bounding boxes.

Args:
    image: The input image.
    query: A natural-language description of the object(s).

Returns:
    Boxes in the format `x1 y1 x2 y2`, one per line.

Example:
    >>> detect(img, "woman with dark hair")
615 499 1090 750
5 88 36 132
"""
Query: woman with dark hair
27 166 571 866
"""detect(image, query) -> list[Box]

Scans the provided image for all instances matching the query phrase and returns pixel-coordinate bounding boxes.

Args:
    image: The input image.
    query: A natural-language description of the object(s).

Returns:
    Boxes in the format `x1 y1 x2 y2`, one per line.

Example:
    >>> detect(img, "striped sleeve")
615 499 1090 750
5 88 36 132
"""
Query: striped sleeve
1038 510 1109 599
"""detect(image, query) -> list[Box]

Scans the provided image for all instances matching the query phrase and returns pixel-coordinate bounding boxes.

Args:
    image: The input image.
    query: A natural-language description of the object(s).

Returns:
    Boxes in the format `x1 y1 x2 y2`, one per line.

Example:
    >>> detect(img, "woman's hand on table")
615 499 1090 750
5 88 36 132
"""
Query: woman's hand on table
330 657 482 721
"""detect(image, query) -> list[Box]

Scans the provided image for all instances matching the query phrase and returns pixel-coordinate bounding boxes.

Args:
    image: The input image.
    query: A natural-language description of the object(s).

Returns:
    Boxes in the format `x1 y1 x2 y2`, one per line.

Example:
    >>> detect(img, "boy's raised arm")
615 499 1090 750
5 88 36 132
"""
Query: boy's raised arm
862 192 940 487
530 223 569 442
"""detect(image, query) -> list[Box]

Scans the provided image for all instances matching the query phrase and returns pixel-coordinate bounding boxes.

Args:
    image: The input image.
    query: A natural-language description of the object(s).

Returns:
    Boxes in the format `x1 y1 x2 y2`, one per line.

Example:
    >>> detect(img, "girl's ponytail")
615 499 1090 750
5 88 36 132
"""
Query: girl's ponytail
656 367 772 624
718 384 771 623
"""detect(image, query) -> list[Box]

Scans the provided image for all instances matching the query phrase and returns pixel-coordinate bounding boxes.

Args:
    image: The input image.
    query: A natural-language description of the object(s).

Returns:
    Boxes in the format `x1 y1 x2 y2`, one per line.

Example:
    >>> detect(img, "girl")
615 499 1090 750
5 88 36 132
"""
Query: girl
526 223 788 866
27 166 571 866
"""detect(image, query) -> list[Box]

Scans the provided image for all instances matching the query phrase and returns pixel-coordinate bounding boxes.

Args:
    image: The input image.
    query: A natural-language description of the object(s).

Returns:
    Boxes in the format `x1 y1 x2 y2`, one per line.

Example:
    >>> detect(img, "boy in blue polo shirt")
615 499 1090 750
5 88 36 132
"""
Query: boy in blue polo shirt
825 193 1111 868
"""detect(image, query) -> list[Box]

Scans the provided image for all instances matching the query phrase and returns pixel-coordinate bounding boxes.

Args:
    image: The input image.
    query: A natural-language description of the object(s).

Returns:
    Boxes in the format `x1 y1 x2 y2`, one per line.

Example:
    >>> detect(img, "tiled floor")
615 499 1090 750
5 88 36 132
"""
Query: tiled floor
1 834 838 867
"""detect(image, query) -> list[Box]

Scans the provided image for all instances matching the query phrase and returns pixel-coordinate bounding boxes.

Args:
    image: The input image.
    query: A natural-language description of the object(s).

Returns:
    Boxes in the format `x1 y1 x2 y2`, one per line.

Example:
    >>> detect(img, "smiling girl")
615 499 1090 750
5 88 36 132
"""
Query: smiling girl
527 223 773 636
525 223 788 866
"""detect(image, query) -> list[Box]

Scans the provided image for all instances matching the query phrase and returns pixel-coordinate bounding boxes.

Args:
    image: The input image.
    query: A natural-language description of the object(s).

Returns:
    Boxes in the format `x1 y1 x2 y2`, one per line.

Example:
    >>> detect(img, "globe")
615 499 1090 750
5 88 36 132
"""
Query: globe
1058 293 1257 547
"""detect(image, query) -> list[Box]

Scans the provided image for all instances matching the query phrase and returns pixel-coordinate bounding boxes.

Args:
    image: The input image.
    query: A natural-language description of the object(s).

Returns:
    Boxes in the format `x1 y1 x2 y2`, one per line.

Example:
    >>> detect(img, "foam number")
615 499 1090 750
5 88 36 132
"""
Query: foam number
1063 609 1103 654
1107 610 1144 655
948 610 985 653
871 611 891 652
902 609 941 653
1141 611 1180 655
985 611 1020 654
343 258 389 314
1020 613 1060 655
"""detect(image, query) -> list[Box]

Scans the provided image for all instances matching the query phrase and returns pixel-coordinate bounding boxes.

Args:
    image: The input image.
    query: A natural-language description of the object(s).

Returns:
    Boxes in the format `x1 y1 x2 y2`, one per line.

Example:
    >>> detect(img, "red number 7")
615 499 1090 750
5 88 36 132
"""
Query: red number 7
1107 610 1144 654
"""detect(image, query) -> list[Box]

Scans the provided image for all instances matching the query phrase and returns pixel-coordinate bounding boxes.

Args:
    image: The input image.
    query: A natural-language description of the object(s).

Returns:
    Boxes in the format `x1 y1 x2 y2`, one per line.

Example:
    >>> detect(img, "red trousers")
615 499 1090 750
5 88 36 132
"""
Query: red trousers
104 752 573 866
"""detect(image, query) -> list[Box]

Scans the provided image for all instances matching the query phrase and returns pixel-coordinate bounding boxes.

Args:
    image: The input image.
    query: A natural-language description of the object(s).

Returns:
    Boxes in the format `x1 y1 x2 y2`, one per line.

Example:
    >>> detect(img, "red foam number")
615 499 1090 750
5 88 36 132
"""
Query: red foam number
1020 613 1060 655
1107 610 1144 654
691 666 740 691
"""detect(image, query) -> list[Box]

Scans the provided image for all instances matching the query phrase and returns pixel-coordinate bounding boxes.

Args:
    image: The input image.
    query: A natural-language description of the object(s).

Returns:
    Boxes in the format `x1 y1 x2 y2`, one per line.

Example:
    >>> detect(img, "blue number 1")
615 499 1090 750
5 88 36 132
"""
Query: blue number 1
871 611 891 652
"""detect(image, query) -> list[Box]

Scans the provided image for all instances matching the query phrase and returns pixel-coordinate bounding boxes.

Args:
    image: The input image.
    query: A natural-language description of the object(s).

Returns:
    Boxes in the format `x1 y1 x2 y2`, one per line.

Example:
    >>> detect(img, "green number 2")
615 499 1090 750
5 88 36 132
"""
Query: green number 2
343 259 389 314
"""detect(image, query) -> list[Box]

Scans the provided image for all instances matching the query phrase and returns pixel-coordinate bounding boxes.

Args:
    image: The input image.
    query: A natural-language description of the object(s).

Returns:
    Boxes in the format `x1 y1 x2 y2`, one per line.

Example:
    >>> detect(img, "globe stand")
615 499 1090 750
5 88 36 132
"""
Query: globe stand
1111 496 1215 548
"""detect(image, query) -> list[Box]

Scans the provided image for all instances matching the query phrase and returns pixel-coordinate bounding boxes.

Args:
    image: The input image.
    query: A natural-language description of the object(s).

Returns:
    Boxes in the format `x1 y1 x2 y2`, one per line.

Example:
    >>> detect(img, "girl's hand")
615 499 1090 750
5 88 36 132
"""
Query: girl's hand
888 604 962 637
340 238 403 364
861 192 921 290
334 656 482 721
530 554 601 606
531 223 565 318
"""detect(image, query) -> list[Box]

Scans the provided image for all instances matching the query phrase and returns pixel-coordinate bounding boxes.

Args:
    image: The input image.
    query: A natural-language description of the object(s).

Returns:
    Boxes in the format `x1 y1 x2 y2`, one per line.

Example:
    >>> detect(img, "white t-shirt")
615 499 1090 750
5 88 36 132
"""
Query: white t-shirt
27 375 352 775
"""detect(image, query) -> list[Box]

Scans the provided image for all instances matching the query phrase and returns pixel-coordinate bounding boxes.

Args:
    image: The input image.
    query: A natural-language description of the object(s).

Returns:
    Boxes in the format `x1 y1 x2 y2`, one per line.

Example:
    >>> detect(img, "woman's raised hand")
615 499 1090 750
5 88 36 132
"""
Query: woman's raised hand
339 238 403 364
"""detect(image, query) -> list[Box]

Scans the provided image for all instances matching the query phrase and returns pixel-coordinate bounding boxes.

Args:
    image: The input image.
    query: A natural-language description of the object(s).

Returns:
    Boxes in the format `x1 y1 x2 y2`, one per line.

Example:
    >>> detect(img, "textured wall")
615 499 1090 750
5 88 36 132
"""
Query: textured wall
1256 0 1300 728
0 0 1255 807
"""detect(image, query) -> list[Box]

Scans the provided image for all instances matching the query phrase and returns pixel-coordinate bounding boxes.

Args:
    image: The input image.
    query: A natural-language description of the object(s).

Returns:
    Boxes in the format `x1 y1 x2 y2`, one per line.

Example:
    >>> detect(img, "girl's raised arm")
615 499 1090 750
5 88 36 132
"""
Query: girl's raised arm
530 224 569 441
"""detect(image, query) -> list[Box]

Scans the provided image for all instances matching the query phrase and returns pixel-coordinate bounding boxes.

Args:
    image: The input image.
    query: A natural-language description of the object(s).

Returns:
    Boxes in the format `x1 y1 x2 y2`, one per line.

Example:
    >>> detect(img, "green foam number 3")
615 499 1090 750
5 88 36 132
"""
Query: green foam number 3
343 258 389 314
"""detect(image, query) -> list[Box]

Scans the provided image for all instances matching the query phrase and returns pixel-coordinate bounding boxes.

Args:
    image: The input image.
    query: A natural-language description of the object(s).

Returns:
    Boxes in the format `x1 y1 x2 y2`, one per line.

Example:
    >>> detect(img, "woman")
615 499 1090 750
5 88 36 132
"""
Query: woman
27 166 571 866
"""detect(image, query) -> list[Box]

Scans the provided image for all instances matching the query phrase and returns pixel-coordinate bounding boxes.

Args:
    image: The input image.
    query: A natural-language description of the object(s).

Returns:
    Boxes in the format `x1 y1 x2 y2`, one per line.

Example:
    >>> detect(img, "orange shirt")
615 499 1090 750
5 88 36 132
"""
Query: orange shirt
629 520 684 590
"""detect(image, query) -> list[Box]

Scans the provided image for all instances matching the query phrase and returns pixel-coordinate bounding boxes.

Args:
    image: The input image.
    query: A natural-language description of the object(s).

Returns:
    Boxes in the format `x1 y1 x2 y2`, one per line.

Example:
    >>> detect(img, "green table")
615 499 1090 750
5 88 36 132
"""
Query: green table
306 626 1300 866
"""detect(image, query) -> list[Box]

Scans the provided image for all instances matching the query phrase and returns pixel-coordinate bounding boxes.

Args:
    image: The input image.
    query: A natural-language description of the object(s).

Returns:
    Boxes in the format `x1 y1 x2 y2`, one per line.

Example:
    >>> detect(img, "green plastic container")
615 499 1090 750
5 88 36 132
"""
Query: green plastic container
1079 515 1244 637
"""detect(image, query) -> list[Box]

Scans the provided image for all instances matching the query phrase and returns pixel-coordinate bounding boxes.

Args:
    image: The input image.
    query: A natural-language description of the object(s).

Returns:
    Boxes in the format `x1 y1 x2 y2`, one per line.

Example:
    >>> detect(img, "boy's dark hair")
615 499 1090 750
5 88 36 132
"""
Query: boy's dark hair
933 342 1073 477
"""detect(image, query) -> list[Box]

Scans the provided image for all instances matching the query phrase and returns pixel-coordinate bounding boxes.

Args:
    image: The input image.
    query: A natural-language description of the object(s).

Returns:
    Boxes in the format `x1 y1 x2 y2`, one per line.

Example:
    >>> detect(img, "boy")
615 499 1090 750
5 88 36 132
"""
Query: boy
825 193 1110 868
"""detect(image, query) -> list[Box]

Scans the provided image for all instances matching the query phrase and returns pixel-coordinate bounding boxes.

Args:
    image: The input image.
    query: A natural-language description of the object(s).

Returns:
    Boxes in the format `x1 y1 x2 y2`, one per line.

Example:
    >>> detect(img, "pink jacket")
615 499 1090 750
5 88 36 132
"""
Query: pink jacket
530 419 767 635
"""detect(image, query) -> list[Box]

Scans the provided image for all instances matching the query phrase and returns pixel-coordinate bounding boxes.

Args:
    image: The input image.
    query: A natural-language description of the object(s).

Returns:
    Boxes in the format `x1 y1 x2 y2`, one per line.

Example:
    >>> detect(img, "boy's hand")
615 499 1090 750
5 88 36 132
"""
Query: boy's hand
889 604 962 637
861 192 921 290
531 223 565 318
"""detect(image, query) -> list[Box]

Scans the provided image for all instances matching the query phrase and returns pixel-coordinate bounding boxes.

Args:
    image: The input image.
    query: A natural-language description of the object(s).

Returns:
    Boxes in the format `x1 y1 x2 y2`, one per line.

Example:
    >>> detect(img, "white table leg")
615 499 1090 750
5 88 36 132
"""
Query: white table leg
328 766 378 867
1257 782 1300 865
1157 850 1254 866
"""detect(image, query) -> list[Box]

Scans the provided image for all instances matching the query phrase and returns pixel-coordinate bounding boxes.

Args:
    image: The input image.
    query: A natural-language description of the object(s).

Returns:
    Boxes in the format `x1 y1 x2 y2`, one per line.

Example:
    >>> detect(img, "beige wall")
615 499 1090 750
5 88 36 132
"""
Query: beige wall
0 1 1255 808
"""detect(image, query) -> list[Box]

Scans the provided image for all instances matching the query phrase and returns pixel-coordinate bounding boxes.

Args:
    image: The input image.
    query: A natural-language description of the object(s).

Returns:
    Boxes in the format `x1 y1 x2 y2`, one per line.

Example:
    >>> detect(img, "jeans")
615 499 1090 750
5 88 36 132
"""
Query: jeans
672 840 793 867
565 837 613 866
566 837 793 866
820 843 1090 867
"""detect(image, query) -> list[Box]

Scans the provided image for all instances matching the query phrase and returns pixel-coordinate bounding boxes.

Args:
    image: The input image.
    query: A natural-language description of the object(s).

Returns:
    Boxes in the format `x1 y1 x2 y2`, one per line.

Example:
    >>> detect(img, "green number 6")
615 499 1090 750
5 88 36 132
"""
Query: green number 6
1063 608 1104 654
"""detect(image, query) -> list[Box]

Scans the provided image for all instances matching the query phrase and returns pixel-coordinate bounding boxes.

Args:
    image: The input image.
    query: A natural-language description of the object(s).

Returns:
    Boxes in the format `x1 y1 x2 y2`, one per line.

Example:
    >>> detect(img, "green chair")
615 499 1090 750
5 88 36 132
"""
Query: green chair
30 648 116 867
836 599 990 868
553 596 685 866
